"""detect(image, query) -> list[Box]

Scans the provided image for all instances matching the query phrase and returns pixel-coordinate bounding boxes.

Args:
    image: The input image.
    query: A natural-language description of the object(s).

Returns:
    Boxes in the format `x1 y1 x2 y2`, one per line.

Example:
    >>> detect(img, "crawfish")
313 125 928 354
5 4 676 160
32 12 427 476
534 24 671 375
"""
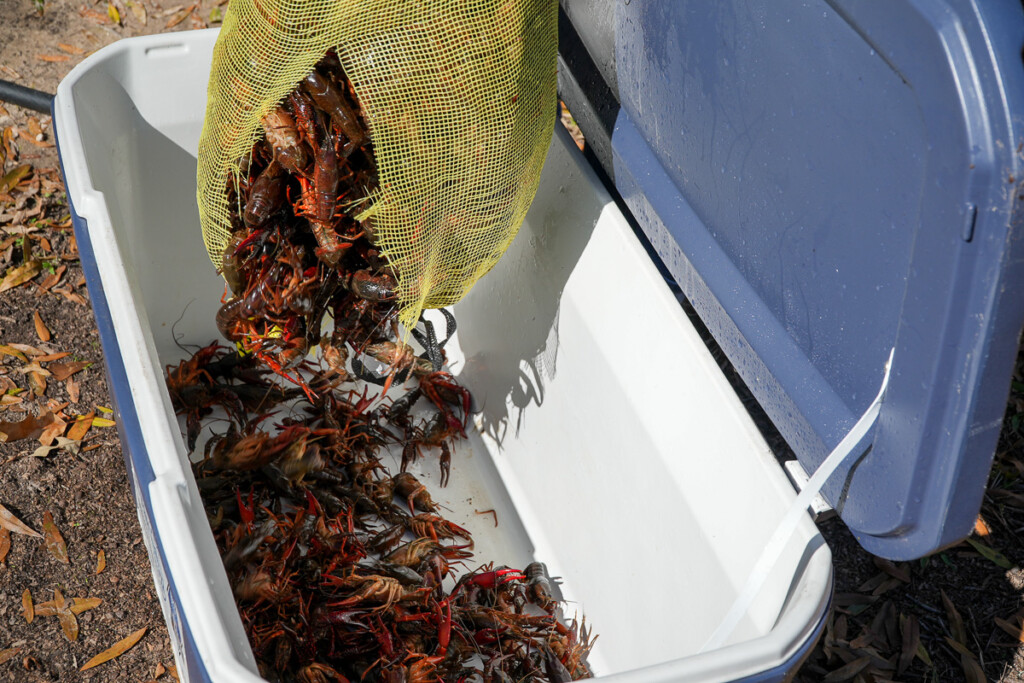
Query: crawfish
402 412 461 487
406 513 472 546
220 232 249 296
262 105 310 176
234 568 293 604
524 561 556 612
364 342 472 433
392 472 436 514
296 130 347 266
216 264 281 342
244 160 286 228
296 662 350 683
343 268 397 303
302 70 367 152
384 538 472 570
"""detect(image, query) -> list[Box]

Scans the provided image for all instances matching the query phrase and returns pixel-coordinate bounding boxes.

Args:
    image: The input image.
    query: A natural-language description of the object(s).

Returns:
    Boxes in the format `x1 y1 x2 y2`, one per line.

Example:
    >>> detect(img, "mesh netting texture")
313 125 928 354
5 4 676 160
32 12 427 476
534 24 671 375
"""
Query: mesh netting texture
197 0 558 330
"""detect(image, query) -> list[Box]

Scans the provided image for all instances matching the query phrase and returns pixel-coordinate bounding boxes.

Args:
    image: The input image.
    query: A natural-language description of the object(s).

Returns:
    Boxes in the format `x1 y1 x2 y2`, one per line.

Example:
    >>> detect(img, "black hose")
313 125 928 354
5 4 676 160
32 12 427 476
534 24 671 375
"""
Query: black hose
0 79 54 114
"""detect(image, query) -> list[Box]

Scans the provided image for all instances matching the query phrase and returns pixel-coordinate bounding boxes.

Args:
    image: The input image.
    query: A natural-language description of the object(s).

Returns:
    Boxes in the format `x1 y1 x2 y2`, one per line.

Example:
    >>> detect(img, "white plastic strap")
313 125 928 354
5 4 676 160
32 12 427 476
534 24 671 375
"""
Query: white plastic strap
700 348 895 652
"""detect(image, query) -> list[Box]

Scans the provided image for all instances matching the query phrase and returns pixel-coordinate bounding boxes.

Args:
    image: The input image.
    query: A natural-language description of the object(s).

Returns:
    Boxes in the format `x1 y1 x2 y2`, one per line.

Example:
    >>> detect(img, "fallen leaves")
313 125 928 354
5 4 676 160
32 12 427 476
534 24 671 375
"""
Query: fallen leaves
22 589 33 623
96 548 105 574
53 589 79 641
49 360 89 381
67 412 92 441
81 627 146 671
165 2 198 28
0 409 55 443
0 260 41 293
42 511 69 564
0 502 41 537
125 0 147 25
995 612 1024 643
0 526 9 562
57 43 85 55
0 647 21 665
0 165 31 194
33 310 50 342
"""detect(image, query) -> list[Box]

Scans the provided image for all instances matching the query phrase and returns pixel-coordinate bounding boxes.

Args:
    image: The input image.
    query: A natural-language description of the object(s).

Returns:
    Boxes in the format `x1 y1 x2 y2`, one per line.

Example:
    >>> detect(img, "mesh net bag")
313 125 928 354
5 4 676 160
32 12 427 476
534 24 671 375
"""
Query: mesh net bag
197 0 558 331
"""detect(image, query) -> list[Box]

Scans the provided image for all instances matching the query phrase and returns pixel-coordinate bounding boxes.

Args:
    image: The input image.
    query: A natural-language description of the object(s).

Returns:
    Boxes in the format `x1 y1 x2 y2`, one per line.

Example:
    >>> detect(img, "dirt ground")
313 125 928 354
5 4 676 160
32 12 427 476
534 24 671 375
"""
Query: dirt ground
1 1 1024 682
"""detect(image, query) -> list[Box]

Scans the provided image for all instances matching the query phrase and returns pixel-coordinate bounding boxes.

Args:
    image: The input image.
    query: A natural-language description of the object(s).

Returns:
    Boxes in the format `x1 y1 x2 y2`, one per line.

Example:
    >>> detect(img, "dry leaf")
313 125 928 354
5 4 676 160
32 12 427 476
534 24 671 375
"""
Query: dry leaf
821 656 872 683
32 311 50 342
26 118 43 140
53 589 78 641
57 43 85 55
0 502 42 537
92 416 115 428
27 371 45 397
42 511 69 564
898 613 919 675
67 413 93 441
107 2 121 24
80 627 147 671
33 600 56 617
95 549 106 574
48 362 90 382
941 590 966 645
8 343 45 357
2 127 18 162
0 261 40 293
36 352 69 362
66 377 80 403
0 526 9 563
38 416 66 447
0 394 23 408
0 647 20 665
17 362 50 377
37 54 70 62
944 637 986 683
54 288 88 306
166 663 179 681
78 6 111 23
0 165 30 194
126 0 147 24
29 436 80 458
22 589 33 623
996 616 1024 642
0 409 54 444
155 662 166 678
871 556 911 583
0 345 27 362
165 3 197 28
71 596 102 614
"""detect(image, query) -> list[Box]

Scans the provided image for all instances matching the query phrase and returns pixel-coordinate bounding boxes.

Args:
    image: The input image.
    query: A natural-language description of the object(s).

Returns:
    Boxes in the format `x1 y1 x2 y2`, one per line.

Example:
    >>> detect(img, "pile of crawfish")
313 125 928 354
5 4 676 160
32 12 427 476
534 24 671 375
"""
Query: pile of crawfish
167 52 594 683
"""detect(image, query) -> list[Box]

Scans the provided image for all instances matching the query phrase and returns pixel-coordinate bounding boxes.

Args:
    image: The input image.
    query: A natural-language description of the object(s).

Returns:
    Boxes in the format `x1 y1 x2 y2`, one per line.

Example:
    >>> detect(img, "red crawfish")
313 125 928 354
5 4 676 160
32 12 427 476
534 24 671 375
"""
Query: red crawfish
405 513 472 546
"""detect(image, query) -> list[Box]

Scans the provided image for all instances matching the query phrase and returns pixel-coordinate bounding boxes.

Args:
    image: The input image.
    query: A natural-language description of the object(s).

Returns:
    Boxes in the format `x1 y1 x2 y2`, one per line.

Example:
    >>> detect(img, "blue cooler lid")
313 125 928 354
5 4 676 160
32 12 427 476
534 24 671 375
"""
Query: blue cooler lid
558 0 1024 559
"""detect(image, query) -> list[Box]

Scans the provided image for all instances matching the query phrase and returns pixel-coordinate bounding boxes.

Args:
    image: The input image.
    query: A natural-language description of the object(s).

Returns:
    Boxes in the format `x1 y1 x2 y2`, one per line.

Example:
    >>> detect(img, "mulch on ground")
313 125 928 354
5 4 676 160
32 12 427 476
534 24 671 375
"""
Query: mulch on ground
2 1 1024 682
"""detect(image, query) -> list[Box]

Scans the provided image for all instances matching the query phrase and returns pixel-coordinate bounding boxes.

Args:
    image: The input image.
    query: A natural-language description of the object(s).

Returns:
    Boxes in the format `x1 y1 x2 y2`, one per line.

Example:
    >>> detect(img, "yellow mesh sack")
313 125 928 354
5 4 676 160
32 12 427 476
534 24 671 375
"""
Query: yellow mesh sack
197 0 558 331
